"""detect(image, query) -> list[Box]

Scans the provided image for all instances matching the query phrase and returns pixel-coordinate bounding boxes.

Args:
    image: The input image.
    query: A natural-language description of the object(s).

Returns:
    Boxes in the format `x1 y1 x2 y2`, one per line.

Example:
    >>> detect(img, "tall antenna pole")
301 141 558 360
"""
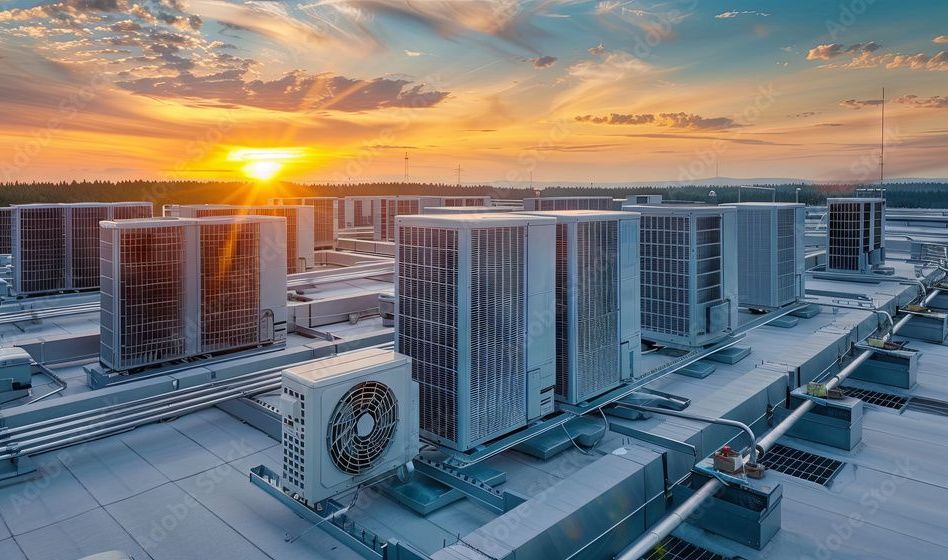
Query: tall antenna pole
404 152 409 182
456 163 461 186
880 87 885 186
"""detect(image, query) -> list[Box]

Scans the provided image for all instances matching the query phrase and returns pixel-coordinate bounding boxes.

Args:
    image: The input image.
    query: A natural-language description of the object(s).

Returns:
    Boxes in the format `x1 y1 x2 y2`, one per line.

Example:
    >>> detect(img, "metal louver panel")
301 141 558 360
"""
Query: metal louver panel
70 206 109 290
14 206 67 294
776 207 796 304
199 222 261 353
396 226 459 444
0 208 11 254
575 220 620 400
640 215 690 337
469 226 526 442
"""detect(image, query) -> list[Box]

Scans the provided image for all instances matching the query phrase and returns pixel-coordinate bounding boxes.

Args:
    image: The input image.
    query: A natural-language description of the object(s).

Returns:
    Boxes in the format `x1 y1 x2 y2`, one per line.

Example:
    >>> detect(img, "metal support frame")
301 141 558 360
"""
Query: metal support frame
412 457 526 514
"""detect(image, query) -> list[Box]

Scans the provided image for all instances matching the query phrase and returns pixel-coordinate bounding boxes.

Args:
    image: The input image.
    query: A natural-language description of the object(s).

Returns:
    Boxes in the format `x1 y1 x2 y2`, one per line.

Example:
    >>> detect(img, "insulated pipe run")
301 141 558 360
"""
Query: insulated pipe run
616 287 941 560
614 403 759 464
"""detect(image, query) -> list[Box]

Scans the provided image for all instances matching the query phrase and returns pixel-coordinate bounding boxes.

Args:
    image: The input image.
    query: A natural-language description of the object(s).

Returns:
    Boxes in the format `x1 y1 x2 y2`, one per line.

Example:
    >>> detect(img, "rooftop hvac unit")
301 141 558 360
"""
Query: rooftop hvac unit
374 197 495 241
727 203 805 309
826 197 886 273
517 210 642 405
0 208 11 255
269 197 338 250
10 202 154 296
624 204 738 349
522 197 616 212
424 206 515 215
626 194 663 205
439 196 492 207
395 213 556 451
343 196 377 229
280 348 419 506
99 216 287 371
163 204 314 273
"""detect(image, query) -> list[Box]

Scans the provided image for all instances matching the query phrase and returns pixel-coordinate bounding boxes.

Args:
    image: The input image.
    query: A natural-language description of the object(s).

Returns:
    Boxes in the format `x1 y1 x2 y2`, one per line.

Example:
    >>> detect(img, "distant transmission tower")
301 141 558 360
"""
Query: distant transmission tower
880 87 885 186
456 163 462 186
404 152 409 182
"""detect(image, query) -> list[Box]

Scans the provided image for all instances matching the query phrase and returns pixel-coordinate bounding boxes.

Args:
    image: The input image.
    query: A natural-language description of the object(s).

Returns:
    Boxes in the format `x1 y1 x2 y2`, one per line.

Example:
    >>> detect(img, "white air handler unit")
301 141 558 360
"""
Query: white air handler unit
280 348 419 507
624 204 738 349
726 203 805 309
522 197 615 211
163 204 315 273
269 197 337 250
395 213 556 452
825 197 886 274
374 196 491 242
518 210 642 406
99 216 287 371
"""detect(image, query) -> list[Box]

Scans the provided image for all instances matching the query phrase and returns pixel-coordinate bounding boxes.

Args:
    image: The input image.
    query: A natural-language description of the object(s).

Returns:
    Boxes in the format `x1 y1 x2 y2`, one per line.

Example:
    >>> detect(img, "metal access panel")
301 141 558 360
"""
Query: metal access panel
729 203 805 308
625 204 738 349
522 197 616 211
395 213 556 452
518 210 641 405
0 207 11 254
826 197 886 273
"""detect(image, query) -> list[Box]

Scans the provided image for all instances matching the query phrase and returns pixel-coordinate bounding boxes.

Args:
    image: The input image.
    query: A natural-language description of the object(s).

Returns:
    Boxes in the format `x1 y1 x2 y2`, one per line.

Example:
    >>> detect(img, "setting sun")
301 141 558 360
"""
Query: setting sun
227 147 307 182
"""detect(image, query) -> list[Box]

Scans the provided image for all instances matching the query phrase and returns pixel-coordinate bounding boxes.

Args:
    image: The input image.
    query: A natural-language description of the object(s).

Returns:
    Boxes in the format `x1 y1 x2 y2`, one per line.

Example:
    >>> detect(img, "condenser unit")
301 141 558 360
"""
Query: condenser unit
11 204 68 295
726 203 805 309
280 348 419 506
826 197 886 273
163 204 314 273
374 197 494 241
0 207 11 255
269 197 337 249
424 206 515 215
395 213 556 451
108 202 153 220
343 196 377 229
99 216 287 371
522 197 616 211
517 210 642 405
623 204 738 349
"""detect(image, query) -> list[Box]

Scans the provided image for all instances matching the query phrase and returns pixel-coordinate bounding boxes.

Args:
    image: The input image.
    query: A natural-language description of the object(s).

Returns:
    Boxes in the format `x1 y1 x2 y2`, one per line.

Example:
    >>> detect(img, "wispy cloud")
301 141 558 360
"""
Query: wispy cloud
806 42 880 60
895 95 948 108
575 112 741 130
823 50 948 71
715 11 769 19
934 35 948 44
531 55 557 68
839 98 884 109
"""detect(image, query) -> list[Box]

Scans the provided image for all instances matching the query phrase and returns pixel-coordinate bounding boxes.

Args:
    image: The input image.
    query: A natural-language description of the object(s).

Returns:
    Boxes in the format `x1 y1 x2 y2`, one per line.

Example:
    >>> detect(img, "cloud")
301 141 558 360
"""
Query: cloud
566 50 651 81
934 36 948 44
839 98 883 109
575 111 740 130
894 95 948 108
117 69 450 112
715 11 769 19
403 49 424 57
823 49 948 71
532 55 557 68
792 111 818 118
588 42 605 55
806 42 880 60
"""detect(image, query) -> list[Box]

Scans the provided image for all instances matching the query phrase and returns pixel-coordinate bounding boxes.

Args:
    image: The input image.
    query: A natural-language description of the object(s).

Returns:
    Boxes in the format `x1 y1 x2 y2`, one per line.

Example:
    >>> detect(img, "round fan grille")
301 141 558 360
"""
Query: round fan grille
327 381 399 475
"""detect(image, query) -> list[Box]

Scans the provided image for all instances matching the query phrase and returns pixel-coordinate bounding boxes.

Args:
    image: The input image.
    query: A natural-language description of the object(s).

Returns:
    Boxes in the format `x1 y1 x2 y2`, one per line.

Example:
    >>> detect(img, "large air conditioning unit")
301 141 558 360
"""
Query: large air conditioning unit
0 207 12 255
11 202 154 295
342 196 377 229
280 348 419 506
99 216 287 371
424 206 515 215
269 197 337 250
439 196 492 207
826 197 886 273
163 204 314 273
727 203 806 309
522 197 616 211
624 204 738 349
374 196 494 241
518 210 642 405
395 213 556 451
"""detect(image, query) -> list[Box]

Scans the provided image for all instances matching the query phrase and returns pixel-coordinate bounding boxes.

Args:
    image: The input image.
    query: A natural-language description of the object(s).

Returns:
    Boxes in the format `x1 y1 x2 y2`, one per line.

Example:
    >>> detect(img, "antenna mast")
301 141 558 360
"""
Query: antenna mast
404 152 409 182
456 163 462 186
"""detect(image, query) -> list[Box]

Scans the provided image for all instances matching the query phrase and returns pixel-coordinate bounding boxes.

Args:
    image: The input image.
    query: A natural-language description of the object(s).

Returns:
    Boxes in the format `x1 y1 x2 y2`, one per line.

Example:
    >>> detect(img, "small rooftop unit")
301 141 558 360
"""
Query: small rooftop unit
269 197 338 249
395 213 556 451
99 216 287 371
280 348 419 506
11 202 153 296
624 204 738 349
517 210 642 405
163 204 314 273
342 196 377 229
625 194 663 205
374 196 492 241
424 206 515 215
826 197 886 273
726 203 805 309
522 197 616 211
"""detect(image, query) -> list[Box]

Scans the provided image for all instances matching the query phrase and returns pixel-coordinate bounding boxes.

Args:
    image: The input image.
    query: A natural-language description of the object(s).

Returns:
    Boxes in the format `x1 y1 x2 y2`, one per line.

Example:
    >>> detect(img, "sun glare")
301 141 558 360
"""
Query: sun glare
227 147 306 182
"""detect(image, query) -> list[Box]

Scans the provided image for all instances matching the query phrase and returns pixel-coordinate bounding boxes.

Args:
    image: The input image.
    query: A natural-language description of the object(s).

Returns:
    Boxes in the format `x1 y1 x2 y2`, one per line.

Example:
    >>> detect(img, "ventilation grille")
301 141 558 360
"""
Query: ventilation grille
397 225 459 444
110 204 152 220
529 198 613 211
839 386 907 410
15 206 67 294
470 226 526 442
776 207 797 304
905 396 948 417
555 224 569 398
193 206 303 273
695 216 722 304
199 222 261 353
326 381 398 475
380 199 420 242
760 443 844 486
641 215 690 336
737 207 771 306
115 226 187 368
70 206 109 290
0 208 12 254
827 200 882 272
575 220 619 400
640 536 726 560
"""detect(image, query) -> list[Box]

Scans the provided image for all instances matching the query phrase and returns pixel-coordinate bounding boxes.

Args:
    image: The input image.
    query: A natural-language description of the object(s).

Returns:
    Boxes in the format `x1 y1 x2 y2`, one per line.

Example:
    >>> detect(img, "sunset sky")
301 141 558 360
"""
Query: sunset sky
0 0 946 184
